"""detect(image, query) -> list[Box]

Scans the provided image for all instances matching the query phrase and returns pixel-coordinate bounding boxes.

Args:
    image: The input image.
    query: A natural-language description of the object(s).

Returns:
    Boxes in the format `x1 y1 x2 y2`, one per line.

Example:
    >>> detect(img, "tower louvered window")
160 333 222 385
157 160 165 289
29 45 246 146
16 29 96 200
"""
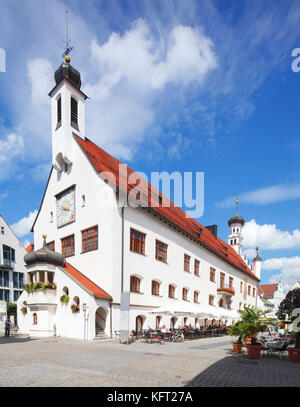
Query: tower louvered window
57 96 62 129
71 96 79 130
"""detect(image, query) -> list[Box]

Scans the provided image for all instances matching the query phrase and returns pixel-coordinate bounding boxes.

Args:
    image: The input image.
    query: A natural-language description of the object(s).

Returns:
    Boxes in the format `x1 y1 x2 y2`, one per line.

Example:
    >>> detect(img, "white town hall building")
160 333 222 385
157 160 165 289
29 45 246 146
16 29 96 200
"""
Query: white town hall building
17 56 261 340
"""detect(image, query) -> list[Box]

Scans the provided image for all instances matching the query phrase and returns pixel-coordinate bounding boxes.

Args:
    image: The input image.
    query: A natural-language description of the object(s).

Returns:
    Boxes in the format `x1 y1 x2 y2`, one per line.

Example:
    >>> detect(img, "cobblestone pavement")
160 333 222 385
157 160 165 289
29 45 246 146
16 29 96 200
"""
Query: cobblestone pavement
0 334 299 387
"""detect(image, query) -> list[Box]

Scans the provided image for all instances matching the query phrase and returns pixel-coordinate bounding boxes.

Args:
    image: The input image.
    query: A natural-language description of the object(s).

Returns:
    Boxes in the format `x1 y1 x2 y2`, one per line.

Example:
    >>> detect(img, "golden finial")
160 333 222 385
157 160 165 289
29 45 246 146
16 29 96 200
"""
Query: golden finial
65 55 70 63
42 234 47 239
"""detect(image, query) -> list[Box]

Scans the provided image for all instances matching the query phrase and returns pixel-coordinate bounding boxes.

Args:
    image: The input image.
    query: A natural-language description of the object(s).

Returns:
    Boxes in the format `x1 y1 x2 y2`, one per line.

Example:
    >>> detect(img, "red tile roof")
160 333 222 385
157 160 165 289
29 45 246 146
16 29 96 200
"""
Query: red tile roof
75 135 259 282
63 262 112 300
26 243 35 253
258 284 278 298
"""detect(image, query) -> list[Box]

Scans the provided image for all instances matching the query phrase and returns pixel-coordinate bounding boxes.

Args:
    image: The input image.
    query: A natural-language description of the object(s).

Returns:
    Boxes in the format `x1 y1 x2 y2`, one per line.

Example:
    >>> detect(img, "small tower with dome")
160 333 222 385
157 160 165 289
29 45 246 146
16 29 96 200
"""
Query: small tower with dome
228 199 245 255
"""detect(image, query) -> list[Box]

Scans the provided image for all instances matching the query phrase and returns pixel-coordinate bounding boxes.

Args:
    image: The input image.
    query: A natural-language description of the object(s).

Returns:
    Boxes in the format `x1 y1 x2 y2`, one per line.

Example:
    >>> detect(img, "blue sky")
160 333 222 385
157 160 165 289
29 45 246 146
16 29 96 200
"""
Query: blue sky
0 0 300 290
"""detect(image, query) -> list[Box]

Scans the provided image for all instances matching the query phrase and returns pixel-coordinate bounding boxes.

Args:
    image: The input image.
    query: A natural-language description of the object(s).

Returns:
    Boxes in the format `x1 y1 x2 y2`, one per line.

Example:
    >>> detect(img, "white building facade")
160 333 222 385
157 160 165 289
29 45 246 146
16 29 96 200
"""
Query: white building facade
17 57 261 340
0 215 26 304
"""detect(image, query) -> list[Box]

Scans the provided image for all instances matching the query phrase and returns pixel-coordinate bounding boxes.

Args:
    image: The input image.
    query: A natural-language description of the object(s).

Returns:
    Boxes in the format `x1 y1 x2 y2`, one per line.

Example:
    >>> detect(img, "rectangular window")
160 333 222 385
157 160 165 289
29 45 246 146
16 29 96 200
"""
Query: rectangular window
130 228 145 255
61 234 75 258
46 241 55 251
156 240 167 263
210 267 215 282
71 96 79 129
0 289 10 302
182 288 188 301
169 285 175 298
0 271 10 287
13 272 24 289
220 272 225 288
194 291 199 303
57 96 62 128
184 254 190 272
152 281 160 296
240 282 243 293
248 285 251 296
3 245 15 266
194 260 200 276
130 276 140 293
253 287 255 297
13 290 22 301
229 277 233 288
82 226 98 253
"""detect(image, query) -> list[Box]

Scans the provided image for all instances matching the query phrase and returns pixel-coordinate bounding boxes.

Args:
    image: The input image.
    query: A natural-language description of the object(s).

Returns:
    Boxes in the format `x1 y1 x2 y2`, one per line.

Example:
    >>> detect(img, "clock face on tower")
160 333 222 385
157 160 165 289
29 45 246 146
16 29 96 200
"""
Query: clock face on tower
56 187 75 228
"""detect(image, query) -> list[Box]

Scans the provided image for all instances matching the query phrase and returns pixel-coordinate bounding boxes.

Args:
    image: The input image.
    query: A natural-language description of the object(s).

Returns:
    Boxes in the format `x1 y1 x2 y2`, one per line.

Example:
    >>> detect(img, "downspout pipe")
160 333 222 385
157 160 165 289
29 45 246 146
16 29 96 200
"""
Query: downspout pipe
121 205 125 293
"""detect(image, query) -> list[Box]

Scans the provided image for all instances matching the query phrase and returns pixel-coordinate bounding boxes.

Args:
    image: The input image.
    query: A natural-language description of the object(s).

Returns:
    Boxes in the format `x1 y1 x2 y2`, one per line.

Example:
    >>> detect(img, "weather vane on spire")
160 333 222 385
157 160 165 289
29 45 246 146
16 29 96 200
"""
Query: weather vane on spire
62 10 73 61
235 195 239 214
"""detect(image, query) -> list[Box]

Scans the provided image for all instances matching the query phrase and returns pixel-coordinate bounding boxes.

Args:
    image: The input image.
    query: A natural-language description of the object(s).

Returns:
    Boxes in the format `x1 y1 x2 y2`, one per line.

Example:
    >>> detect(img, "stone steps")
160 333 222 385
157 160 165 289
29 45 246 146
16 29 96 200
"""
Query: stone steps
93 328 113 341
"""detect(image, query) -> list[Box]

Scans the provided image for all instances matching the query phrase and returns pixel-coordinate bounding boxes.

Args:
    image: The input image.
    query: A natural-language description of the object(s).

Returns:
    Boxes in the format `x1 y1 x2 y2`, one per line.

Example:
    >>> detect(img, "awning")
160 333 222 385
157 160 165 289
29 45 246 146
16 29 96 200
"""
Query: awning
148 302 215 318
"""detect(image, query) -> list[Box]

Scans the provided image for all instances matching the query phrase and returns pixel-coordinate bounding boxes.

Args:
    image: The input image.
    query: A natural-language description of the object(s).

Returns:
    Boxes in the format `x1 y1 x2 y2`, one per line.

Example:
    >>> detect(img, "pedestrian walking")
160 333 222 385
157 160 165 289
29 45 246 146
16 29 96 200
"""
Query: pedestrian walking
4 316 11 337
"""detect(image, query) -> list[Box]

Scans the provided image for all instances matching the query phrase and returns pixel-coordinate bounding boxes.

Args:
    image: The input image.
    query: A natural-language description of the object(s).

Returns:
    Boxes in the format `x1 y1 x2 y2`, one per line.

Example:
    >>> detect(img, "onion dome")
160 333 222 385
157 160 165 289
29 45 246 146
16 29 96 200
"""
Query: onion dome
24 235 65 267
54 56 81 89
253 247 262 262
228 198 245 226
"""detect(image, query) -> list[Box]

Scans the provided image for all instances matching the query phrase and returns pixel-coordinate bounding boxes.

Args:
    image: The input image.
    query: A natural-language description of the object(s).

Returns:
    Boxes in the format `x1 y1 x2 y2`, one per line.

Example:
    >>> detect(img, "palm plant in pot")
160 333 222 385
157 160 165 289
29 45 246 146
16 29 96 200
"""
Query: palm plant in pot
228 321 246 354
238 307 276 359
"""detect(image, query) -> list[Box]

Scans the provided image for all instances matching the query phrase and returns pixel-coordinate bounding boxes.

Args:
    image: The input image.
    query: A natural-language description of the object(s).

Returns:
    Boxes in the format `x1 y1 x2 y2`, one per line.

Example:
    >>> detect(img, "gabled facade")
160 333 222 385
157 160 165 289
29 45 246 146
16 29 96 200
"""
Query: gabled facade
17 56 260 340
0 215 26 303
257 282 284 318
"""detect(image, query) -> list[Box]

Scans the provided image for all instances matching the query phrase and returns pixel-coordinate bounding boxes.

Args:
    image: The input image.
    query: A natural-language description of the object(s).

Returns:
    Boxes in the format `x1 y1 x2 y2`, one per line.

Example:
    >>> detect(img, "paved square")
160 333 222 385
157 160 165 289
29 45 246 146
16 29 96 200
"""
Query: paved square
0 335 299 387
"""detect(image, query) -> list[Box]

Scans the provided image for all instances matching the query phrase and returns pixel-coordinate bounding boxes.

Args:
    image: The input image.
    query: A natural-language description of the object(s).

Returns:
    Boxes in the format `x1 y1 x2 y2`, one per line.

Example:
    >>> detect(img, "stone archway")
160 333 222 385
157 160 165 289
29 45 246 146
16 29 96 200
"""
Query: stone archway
95 306 107 332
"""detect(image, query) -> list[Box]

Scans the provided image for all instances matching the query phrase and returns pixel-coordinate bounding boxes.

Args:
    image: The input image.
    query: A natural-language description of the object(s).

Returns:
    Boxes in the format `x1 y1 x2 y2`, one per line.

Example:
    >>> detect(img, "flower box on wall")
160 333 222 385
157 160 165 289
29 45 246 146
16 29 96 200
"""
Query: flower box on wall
71 304 80 313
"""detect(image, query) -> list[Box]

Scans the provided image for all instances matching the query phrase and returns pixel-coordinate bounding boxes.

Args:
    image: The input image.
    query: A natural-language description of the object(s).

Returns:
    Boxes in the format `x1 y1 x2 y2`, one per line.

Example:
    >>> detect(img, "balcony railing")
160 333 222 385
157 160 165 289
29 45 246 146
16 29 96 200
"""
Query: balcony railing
0 259 15 269
217 284 235 295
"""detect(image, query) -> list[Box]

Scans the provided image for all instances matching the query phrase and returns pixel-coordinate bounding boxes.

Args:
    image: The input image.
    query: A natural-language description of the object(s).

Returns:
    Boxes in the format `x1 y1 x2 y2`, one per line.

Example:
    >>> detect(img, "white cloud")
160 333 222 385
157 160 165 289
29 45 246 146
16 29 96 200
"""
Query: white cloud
10 210 38 238
27 58 53 106
84 19 217 158
216 184 300 208
242 219 300 250
0 133 24 181
263 256 300 270
88 20 217 96
267 269 300 293
259 257 300 292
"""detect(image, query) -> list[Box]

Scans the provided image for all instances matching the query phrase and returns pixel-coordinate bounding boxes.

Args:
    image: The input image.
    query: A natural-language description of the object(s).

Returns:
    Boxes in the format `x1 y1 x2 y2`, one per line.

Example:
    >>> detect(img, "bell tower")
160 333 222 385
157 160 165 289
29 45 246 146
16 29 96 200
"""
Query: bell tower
49 54 88 172
228 199 245 255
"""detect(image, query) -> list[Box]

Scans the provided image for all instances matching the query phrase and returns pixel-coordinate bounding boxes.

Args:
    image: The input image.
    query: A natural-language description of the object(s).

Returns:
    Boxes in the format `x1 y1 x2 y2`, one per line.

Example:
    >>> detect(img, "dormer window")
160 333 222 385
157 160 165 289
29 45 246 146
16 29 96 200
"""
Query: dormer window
56 96 62 130
71 96 79 130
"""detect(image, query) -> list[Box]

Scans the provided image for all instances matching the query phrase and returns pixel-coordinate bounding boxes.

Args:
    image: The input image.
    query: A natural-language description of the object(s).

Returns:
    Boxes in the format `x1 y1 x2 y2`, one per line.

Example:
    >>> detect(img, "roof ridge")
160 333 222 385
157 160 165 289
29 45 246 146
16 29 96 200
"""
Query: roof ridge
64 261 112 300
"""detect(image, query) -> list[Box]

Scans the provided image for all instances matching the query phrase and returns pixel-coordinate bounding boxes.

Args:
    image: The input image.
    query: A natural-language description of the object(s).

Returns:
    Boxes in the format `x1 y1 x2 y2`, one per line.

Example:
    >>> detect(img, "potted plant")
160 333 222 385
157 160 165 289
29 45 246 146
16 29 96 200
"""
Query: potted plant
228 321 245 353
60 294 69 304
21 306 27 315
276 288 300 362
71 304 80 313
238 307 276 359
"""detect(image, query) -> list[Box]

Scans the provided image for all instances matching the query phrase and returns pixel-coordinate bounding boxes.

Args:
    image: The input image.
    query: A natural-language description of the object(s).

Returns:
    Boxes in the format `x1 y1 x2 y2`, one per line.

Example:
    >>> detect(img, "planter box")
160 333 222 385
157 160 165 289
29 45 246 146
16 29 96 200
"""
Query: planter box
288 348 300 363
246 345 262 359
232 343 243 354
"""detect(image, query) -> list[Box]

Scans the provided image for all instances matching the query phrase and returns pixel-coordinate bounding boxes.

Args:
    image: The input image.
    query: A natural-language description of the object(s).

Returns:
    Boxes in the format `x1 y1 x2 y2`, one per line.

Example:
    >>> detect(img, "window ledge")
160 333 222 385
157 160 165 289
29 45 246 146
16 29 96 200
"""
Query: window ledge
130 250 147 257
130 291 144 295
155 259 168 265
80 248 98 254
